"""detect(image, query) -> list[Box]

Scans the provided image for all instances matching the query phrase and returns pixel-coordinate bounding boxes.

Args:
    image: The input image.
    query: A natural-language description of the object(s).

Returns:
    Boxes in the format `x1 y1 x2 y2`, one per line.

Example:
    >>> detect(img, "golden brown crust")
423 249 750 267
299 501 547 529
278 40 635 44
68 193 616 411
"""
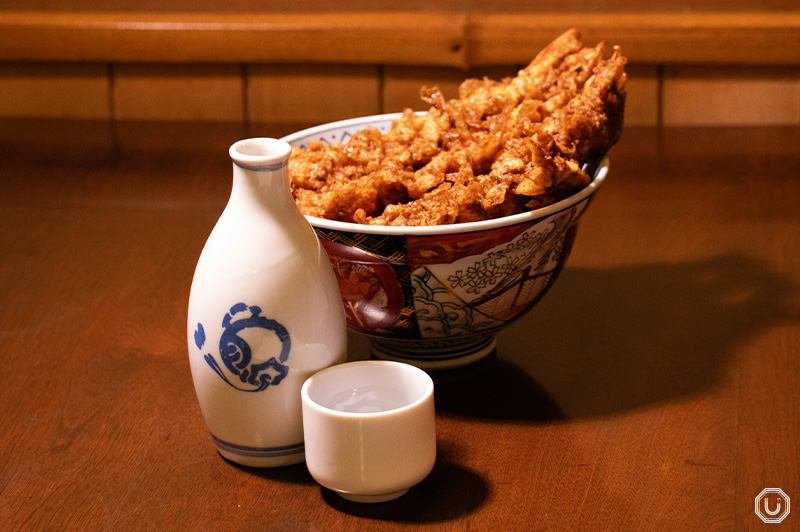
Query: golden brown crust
289 29 627 226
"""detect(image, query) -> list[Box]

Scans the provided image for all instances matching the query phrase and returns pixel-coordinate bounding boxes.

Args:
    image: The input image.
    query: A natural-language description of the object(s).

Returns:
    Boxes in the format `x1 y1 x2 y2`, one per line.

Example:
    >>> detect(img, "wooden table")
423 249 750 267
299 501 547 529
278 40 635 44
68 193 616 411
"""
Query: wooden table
1 120 798 531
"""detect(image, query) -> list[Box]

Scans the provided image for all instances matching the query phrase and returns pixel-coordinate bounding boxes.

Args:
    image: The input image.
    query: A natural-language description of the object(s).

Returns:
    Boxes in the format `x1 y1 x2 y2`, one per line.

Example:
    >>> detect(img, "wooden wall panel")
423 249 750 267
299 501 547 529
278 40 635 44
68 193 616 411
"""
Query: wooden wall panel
0 12 468 67
468 12 800 67
3 63 799 127
2 56 799 127
662 66 800 126
247 64 380 124
0 63 110 119
623 65 660 127
112 64 243 122
3 11 799 67
1 9 799 125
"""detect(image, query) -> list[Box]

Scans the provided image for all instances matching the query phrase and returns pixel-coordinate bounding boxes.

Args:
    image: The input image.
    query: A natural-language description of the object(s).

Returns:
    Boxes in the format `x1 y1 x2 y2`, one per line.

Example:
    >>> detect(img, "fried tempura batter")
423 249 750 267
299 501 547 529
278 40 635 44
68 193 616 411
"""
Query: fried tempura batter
289 28 627 226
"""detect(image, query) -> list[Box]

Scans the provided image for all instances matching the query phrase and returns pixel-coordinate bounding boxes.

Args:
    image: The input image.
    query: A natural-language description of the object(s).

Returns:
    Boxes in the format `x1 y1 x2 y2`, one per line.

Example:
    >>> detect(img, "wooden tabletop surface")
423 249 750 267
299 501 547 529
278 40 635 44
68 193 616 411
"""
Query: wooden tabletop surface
1 120 798 531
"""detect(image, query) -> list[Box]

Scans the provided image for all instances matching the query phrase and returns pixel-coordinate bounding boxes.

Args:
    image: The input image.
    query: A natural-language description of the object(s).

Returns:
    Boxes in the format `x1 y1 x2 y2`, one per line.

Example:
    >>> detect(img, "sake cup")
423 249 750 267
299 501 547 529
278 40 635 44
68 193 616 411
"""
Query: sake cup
301 360 436 503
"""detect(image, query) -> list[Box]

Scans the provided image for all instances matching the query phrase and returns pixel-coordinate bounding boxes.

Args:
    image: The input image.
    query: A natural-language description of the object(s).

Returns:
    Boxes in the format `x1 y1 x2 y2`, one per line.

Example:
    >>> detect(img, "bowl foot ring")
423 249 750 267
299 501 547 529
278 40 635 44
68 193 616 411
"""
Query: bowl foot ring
337 488 409 503
370 334 497 370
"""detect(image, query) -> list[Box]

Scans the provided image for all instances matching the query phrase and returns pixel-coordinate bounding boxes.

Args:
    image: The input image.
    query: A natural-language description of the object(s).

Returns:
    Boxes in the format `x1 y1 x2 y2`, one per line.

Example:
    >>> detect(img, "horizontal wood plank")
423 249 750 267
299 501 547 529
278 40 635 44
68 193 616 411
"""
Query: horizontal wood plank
0 11 798 66
616 64 660 127
0 62 110 119
662 66 800 126
113 64 244 122
4 0 800 12
469 12 800 66
247 64 380 123
0 11 468 67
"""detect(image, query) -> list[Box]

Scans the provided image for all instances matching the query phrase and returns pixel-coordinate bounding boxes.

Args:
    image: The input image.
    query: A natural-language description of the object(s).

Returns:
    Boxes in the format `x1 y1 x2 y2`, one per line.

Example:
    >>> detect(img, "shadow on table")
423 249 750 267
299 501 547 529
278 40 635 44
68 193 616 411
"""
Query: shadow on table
433 253 800 421
431 354 567 421
229 453 488 522
228 460 317 485
230 434 489 521
320 445 488 522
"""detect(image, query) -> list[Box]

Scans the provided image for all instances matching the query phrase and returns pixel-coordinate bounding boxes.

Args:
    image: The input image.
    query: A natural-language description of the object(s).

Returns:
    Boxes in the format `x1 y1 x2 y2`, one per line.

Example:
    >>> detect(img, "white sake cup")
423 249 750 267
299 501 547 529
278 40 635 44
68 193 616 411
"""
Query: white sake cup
301 361 436 503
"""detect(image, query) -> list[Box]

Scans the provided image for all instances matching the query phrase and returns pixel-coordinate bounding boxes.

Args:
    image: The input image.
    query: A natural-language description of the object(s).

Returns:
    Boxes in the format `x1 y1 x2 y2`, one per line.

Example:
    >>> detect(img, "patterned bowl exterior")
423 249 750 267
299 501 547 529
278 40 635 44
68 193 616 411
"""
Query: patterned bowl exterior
283 114 607 362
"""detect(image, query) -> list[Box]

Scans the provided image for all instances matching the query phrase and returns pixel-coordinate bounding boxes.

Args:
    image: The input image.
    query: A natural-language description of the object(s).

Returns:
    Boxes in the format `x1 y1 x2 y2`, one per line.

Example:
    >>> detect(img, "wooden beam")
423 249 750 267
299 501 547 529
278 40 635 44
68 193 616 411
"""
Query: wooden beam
0 12 469 67
0 11 798 66
469 12 800 66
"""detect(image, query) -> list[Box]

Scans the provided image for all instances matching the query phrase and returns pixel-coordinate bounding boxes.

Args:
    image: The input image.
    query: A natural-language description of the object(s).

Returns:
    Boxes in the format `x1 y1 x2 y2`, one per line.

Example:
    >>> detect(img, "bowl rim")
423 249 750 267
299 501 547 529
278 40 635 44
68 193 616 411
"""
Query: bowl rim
282 113 608 236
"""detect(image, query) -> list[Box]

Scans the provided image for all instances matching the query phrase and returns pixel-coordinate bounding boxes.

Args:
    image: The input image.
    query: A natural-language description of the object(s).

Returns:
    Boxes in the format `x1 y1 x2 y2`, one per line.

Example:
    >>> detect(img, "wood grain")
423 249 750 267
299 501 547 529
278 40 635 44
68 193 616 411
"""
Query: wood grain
247 64 380 124
1 11 799 66
3 0 800 13
1 10 799 124
0 62 110 119
619 64 660 127
113 63 244 122
0 11 469 67
0 121 798 531
468 12 800 66
662 66 800 126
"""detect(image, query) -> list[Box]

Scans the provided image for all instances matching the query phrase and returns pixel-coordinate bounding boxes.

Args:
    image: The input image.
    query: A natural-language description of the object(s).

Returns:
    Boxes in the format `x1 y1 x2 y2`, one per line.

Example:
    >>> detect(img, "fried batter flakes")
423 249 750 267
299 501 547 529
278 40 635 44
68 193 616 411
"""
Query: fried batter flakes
289 28 627 226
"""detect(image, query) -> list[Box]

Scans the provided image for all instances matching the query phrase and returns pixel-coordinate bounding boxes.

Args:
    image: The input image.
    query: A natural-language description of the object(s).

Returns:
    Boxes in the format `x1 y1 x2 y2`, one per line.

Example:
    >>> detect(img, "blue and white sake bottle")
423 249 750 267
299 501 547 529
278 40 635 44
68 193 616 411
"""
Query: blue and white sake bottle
187 138 347 467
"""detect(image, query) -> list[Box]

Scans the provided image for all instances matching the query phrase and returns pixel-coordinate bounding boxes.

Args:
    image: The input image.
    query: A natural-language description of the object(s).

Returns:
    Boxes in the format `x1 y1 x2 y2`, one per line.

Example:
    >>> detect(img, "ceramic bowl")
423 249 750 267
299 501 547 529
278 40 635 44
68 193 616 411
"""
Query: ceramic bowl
283 113 608 369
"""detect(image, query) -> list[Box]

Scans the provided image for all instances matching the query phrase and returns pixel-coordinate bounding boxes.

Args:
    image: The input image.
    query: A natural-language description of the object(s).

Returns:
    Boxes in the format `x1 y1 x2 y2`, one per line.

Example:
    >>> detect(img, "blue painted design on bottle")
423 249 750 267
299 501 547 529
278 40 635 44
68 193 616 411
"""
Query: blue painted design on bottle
196 303 290 392
194 323 206 349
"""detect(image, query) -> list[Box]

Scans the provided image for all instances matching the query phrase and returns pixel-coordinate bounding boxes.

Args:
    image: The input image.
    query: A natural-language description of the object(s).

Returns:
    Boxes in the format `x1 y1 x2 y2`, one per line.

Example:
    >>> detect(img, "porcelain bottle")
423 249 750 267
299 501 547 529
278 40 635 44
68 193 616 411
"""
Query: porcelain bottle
187 138 347 467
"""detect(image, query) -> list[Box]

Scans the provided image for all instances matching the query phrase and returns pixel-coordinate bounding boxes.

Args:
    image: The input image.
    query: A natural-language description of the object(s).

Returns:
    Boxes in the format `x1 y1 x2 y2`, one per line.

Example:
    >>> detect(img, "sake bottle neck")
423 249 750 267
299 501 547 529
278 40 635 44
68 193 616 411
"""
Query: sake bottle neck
229 138 295 213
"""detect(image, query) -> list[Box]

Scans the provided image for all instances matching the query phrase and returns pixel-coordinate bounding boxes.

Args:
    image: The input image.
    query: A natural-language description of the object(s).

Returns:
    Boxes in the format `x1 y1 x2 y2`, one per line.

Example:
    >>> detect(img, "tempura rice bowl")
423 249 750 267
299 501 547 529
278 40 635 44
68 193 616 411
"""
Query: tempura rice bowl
283 114 607 369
